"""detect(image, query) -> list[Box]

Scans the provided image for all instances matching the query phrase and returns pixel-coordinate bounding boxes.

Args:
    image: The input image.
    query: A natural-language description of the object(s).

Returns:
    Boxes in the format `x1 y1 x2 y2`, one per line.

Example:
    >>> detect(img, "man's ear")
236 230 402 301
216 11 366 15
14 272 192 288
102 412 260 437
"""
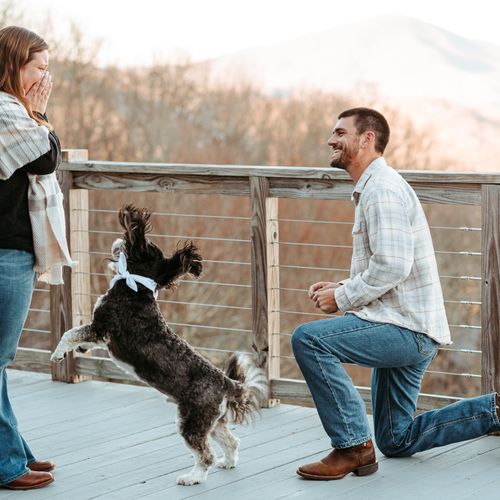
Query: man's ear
362 130 376 148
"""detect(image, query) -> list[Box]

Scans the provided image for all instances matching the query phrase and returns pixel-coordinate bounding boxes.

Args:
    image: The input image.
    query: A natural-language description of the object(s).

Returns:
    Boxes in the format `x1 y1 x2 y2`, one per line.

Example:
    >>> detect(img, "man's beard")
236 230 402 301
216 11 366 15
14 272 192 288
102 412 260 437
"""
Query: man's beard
330 141 360 169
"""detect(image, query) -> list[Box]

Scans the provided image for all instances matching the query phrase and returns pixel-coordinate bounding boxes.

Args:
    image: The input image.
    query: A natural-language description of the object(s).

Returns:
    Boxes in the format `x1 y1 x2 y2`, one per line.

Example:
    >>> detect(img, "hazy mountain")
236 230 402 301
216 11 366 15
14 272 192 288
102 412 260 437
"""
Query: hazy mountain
203 16 500 171
207 15 500 109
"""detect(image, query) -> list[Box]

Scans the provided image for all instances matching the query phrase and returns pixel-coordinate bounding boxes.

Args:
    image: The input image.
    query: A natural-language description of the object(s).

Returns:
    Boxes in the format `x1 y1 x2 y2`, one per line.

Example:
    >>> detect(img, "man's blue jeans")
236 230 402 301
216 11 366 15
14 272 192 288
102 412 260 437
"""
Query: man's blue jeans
292 314 500 455
0 249 36 485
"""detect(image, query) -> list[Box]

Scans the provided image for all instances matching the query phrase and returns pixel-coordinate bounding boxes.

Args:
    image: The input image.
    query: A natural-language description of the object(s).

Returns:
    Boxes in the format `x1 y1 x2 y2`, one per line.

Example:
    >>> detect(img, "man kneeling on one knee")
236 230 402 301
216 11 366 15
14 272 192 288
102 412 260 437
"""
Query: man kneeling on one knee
292 107 500 481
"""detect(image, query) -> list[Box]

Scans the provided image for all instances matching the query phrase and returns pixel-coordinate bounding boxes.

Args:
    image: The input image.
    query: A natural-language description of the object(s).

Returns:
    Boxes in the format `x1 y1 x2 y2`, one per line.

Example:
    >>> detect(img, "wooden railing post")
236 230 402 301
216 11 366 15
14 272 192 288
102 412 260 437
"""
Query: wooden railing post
266 197 280 405
50 149 89 383
481 185 500 398
250 177 269 356
250 177 280 406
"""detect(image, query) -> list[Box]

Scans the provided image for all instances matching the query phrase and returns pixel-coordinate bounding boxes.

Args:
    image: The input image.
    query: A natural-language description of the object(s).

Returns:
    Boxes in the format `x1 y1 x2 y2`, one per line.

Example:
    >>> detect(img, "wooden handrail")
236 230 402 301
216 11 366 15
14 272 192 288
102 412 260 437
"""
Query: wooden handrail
26 150 495 409
61 160 500 185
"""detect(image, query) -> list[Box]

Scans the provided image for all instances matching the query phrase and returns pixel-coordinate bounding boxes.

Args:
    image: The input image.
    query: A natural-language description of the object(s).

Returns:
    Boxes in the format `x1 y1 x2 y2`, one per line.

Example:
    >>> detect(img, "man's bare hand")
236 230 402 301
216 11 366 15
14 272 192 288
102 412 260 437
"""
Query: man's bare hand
308 281 333 298
309 281 341 314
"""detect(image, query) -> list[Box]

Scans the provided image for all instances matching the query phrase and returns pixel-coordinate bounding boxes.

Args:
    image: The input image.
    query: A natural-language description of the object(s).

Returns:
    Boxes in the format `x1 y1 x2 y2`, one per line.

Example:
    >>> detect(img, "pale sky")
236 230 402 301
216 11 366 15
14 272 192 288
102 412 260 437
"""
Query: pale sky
15 0 500 66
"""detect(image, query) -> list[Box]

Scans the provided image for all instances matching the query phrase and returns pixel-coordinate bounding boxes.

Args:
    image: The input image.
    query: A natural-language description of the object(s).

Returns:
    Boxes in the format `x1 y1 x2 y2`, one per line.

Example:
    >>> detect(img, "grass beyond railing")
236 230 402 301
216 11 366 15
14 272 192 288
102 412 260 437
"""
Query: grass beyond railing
12 150 500 412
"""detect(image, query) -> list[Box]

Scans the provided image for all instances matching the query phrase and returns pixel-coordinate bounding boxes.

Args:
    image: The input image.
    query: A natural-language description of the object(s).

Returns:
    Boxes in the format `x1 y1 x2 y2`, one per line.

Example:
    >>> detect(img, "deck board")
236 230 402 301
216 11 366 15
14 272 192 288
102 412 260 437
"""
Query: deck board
1 370 500 500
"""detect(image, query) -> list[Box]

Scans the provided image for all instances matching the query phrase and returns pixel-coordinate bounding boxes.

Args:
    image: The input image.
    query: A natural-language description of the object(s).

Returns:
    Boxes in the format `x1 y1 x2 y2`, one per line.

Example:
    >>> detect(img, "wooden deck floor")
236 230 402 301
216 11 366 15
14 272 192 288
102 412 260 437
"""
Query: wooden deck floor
1 370 500 500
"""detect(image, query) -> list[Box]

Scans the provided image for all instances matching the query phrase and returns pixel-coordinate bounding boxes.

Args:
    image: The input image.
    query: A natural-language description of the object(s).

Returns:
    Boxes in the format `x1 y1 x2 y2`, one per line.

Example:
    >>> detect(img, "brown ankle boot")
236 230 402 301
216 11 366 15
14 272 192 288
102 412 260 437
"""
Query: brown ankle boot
2 471 54 490
297 439 378 480
28 460 56 472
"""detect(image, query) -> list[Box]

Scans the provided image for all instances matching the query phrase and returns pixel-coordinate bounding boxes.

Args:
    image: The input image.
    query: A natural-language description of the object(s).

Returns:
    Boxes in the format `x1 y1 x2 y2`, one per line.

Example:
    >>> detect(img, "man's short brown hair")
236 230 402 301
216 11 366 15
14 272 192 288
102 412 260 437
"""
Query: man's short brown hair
338 108 390 154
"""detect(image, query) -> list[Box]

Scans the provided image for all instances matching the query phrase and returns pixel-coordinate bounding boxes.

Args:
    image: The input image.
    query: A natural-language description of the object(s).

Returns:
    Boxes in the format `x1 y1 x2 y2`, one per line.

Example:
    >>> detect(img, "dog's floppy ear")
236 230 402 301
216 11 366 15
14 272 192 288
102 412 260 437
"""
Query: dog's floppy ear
118 205 152 253
157 241 203 288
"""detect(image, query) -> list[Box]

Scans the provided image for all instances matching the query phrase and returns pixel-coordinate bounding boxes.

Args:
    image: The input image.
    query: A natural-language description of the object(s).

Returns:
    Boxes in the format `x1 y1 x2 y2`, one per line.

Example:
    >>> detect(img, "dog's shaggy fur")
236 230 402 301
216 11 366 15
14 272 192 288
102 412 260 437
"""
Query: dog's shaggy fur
51 205 268 485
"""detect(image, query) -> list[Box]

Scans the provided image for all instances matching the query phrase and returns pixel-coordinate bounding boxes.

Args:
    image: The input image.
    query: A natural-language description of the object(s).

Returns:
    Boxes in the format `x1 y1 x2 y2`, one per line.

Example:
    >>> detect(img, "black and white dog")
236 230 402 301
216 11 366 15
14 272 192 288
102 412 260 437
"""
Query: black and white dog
51 205 268 485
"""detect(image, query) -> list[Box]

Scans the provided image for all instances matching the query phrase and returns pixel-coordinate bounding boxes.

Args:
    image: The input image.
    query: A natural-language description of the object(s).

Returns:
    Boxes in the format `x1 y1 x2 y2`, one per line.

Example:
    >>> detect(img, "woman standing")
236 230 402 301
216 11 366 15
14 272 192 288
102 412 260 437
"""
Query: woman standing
0 26 73 490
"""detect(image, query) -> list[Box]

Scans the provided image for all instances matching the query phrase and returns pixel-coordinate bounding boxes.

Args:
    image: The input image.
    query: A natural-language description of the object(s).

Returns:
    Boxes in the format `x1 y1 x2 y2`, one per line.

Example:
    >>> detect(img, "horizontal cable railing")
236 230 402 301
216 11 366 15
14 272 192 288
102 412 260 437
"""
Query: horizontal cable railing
14 151 499 411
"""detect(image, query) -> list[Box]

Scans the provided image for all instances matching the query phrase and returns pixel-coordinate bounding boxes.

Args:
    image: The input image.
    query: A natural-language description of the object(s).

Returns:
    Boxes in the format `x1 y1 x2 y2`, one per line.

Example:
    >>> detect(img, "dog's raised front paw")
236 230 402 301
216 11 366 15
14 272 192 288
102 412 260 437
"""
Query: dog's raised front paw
50 351 67 363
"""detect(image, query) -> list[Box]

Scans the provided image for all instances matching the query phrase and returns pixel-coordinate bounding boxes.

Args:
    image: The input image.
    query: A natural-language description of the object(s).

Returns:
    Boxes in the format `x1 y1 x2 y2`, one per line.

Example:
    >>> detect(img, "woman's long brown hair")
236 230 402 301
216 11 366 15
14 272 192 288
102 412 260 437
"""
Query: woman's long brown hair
0 26 52 129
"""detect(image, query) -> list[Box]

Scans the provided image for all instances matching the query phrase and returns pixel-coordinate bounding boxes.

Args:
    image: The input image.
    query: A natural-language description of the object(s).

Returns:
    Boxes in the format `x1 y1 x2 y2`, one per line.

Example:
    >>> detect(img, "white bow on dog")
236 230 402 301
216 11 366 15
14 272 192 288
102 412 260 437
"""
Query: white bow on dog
109 252 158 299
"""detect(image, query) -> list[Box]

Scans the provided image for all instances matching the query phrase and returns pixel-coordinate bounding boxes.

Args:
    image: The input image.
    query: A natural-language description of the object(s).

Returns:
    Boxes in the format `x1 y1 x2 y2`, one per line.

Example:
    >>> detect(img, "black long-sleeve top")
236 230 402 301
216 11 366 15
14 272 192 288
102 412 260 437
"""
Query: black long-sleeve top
0 121 62 254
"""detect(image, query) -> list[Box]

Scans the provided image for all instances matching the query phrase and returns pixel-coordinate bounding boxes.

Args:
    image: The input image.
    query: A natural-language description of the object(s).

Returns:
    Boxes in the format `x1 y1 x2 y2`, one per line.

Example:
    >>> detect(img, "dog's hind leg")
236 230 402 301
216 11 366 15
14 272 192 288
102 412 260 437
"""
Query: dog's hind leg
176 409 217 485
211 416 240 469
50 324 101 362
177 433 216 485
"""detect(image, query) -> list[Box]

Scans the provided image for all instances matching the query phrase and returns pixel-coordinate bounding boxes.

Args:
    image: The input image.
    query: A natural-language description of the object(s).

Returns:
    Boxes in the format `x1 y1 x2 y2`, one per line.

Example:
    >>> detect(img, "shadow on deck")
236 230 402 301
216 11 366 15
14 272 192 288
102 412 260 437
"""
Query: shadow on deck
1 370 499 500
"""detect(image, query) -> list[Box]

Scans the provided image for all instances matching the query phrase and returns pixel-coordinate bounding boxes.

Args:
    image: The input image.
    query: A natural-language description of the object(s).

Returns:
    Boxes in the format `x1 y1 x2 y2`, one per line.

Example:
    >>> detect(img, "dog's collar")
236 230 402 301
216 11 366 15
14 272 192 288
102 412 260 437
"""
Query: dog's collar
109 252 158 299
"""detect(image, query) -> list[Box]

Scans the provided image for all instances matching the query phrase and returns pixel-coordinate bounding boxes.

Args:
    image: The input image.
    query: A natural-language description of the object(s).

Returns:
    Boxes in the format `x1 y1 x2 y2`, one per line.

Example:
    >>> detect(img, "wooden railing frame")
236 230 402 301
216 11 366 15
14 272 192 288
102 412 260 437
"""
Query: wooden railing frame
14 151 500 410
50 149 91 383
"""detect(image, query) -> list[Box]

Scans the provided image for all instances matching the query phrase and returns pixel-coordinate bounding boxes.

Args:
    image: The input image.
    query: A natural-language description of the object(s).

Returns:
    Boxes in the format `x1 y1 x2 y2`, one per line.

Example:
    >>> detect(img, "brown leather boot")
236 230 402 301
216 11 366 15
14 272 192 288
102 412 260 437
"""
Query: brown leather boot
297 439 378 480
2 471 54 490
28 460 56 472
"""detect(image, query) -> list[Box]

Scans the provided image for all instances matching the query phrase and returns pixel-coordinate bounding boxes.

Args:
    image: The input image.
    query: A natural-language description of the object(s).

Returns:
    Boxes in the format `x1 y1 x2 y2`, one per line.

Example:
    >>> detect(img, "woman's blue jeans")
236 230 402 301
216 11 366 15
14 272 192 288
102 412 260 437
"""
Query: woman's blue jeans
0 249 36 485
292 314 500 455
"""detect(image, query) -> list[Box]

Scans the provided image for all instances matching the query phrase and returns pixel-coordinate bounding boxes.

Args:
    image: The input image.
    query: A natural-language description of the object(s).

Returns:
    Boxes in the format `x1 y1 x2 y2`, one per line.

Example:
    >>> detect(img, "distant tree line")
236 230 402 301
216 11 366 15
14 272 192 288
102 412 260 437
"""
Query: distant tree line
1 2 447 168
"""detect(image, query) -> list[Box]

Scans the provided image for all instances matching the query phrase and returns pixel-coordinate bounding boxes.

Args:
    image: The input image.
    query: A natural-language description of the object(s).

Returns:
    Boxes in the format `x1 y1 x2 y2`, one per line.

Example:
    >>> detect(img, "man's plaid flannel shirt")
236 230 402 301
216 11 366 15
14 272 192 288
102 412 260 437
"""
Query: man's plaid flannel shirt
334 157 451 345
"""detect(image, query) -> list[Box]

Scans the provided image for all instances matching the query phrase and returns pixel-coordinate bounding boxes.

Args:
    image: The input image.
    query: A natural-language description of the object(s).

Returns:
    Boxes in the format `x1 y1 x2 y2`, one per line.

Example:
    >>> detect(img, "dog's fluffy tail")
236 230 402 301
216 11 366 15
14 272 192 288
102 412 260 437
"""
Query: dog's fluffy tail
223 353 268 425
